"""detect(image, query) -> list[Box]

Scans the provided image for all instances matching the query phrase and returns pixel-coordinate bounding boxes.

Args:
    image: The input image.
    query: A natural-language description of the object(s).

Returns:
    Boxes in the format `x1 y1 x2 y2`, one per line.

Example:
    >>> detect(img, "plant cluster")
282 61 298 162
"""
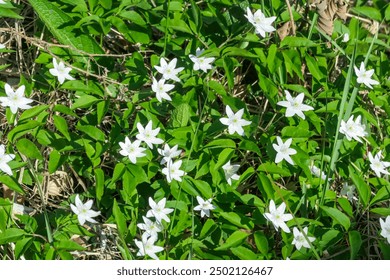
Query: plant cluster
0 0 390 260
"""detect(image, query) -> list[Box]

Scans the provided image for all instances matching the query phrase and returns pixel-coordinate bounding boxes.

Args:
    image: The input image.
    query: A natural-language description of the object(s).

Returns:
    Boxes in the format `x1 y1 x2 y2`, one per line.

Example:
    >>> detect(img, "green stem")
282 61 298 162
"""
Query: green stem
163 0 171 56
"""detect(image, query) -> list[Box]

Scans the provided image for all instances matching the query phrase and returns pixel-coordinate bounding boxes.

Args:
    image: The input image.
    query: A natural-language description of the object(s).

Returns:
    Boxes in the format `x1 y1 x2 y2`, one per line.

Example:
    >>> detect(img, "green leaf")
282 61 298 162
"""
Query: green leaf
351 6 382 22
113 199 128 239
0 228 25 245
199 219 218 239
370 208 390 216
29 0 104 59
14 237 33 259
0 176 24 194
320 206 350 231
258 162 291 176
16 139 43 160
8 121 42 143
53 115 71 141
94 168 104 201
71 95 101 109
230 246 257 260
55 240 85 251
205 139 236 149
48 150 63 174
218 212 254 230
172 103 191 128
370 184 390 205
348 231 362 260
0 7 24 19
215 230 249 251
280 36 317 48
215 148 234 170
254 231 269 255
348 166 370 207
257 173 274 201
19 105 49 122
76 125 105 142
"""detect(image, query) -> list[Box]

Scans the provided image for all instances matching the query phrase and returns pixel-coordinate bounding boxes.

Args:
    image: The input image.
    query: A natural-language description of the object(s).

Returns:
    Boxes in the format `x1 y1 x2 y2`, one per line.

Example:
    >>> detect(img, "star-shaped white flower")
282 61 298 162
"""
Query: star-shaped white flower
219 105 251 136
292 227 316 250
161 160 186 183
151 77 174 102
0 144 15 176
136 120 164 149
135 234 164 260
194 196 216 218
137 216 163 240
244 7 276 38
264 200 293 233
273 137 297 165
70 194 100 225
340 182 355 202
118 137 146 164
0 84 33 114
354 62 379 89
277 90 313 120
157 144 182 165
49 58 75 84
146 197 174 223
309 164 328 181
222 161 240 185
380 216 390 244
154 58 184 82
189 48 215 73
368 150 390 178
339 115 367 143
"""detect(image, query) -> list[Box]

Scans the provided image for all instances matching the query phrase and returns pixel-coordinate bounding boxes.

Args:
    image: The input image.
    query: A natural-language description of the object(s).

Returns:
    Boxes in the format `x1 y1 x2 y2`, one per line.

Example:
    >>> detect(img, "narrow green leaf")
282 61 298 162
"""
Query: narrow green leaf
280 36 317 48
349 231 362 260
230 246 257 260
48 150 62 174
113 199 128 239
254 231 269 255
0 176 24 194
348 166 370 207
53 115 71 141
219 212 254 230
16 138 43 160
0 228 25 245
94 168 104 201
172 103 191 128
19 105 49 122
321 206 350 231
215 230 249 251
29 0 104 57
55 240 85 251
71 95 100 109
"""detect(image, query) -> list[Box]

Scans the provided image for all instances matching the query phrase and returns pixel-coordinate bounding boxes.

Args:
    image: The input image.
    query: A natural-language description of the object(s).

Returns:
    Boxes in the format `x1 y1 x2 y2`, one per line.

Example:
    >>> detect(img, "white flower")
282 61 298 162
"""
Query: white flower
70 194 100 225
0 1 5 5
161 160 186 183
342 33 350 42
339 115 367 143
264 200 293 233
49 58 75 84
368 150 390 178
277 90 313 120
273 137 297 165
292 227 316 250
194 196 216 218
118 137 146 164
380 216 390 244
0 43 5 49
0 144 15 176
151 77 174 102
146 197 174 223
135 234 164 260
244 7 276 38
157 144 182 165
136 120 164 149
309 164 327 181
340 182 355 201
0 84 33 114
137 216 163 239
219 105 251 136
222 161 240 185
354 62 379 89
189 48 215 73
154 58 184 82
